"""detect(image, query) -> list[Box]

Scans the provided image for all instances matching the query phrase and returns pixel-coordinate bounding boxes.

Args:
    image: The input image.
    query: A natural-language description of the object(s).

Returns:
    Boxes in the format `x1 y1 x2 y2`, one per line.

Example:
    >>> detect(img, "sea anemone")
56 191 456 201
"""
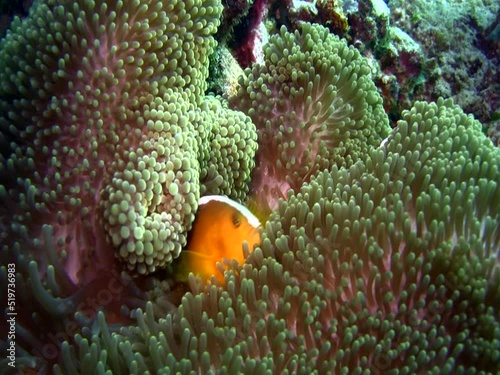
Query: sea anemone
0 0 258 280
230 23 390 213
1 0 499 372
198 95 258 202
0 0 224 282
0 0 251 369
51 98 500 373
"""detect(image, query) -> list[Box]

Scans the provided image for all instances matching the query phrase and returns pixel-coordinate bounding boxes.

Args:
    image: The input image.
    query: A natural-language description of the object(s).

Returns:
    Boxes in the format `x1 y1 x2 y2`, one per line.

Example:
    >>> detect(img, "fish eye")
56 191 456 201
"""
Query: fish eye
232 211 241 228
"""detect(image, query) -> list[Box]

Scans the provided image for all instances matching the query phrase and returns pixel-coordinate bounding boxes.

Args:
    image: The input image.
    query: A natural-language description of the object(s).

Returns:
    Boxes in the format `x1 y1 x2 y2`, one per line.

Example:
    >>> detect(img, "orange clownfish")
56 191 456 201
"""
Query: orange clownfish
176 195 262 285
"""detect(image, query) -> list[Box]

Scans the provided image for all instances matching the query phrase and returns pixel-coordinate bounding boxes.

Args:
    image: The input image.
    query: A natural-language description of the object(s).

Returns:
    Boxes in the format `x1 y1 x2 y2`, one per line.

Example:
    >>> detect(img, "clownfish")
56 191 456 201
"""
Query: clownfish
175 195 262 285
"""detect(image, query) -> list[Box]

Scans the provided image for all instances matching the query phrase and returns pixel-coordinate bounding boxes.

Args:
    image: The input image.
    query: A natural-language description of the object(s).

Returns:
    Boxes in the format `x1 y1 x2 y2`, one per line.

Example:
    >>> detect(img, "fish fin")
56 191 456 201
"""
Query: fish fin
181 250 218 262
245 194 271 225
174 250 218 283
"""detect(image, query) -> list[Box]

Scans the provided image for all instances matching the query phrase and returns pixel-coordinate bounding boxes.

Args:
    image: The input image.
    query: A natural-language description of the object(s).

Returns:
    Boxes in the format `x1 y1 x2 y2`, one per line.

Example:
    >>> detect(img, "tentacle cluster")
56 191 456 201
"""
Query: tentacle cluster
53 99 500 374
0 0 257 276
230 23 390 211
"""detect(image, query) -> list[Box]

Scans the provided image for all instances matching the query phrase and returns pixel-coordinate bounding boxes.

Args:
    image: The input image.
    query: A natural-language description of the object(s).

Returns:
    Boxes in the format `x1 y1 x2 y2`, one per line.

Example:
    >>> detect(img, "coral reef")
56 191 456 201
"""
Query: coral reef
271 0 349 37
216 0 253 41
231 0 269 67
487 115 500 146
206 45 245 97
347 0 391 44
388 0 500 124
